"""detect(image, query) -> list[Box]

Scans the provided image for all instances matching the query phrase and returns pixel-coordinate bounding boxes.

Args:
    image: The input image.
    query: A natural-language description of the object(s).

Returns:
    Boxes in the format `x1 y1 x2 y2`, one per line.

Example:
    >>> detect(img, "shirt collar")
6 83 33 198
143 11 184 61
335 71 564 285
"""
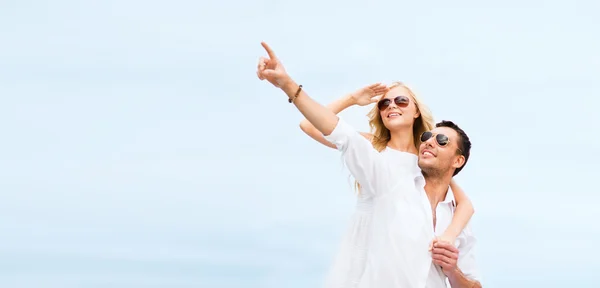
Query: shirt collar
415 173 456 206
441 185 456 207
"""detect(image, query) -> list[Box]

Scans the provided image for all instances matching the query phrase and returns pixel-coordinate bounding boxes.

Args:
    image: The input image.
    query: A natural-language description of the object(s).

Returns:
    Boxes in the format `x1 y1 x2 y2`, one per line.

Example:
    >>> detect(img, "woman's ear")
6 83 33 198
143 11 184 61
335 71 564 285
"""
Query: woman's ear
414 110 421 119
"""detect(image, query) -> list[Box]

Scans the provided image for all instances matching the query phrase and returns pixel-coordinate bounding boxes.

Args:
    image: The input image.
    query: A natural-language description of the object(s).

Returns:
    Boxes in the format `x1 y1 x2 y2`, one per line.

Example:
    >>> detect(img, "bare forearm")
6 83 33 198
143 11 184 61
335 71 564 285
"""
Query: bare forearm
299 94 354 148
300 95 353 127
282 80 339 136
448 268 481 288
444 180 475 240
323 94 354 116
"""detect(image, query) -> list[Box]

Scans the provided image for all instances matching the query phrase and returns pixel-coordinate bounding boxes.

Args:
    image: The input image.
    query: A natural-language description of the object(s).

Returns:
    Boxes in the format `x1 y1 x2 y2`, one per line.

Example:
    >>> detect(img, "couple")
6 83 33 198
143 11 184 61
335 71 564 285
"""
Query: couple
257 42 482 288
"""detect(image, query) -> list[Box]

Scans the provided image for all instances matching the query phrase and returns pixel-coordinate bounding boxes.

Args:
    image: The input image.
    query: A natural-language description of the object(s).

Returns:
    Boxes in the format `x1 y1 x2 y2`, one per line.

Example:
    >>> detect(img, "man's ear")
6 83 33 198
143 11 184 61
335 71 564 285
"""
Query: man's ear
453 154 465 169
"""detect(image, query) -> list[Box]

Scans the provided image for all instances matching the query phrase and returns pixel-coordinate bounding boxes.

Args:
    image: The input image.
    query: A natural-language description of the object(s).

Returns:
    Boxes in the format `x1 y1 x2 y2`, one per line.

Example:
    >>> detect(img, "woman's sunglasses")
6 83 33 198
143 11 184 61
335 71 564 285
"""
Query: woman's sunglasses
377 96 410 110
420 131 463 154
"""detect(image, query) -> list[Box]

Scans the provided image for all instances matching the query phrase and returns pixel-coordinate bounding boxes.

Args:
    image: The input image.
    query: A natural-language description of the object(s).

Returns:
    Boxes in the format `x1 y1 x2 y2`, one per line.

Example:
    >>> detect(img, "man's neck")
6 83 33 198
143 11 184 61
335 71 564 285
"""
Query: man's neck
387 127 418 154
423 173 452 207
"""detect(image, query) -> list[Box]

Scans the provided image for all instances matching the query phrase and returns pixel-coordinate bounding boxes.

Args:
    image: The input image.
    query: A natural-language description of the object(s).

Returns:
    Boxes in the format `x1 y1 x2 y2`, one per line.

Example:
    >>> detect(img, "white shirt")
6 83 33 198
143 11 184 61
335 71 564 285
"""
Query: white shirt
322 118 481 288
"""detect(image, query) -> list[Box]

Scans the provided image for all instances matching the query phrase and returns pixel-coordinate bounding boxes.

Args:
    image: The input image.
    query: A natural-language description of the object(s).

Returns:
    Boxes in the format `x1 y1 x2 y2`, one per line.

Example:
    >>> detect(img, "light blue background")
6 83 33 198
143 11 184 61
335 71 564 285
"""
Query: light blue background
1 0 598 287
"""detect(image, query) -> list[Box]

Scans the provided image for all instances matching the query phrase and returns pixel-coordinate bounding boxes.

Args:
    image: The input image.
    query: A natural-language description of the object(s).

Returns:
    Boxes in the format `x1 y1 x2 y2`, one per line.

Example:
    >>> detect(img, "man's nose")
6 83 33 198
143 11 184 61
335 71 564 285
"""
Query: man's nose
424 137 436 147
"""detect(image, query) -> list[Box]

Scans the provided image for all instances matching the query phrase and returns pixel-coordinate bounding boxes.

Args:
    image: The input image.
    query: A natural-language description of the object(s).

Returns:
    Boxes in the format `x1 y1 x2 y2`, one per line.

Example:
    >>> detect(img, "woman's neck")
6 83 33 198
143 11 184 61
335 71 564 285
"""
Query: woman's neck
387 127 418 155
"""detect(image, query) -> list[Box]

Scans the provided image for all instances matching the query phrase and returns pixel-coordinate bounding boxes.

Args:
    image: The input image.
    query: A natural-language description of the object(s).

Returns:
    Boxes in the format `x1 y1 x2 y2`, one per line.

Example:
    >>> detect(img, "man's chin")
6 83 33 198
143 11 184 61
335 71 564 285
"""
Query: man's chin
418 158 434 168
418 159 440 172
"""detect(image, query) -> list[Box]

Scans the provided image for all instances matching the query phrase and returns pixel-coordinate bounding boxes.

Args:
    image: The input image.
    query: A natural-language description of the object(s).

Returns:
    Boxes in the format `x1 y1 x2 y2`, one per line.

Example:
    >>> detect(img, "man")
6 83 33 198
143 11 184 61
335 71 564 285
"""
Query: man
417 120 481 288
256 41 481 287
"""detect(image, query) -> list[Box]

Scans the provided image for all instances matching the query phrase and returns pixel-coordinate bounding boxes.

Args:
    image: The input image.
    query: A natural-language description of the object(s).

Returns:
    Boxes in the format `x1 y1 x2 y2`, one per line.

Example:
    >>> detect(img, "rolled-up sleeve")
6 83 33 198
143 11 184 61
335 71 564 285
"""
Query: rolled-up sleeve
456 226 482 283
323 118 389 195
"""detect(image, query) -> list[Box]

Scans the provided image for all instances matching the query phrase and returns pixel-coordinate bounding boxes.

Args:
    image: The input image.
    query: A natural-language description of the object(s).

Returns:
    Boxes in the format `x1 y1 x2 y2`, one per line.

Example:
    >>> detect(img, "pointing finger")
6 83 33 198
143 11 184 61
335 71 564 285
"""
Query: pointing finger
261 42 277 60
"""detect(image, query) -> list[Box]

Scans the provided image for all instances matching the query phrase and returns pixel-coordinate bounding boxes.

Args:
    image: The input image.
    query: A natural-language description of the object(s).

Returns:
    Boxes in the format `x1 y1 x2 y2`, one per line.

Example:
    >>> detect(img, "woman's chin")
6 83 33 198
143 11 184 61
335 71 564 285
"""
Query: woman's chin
384 118 412 131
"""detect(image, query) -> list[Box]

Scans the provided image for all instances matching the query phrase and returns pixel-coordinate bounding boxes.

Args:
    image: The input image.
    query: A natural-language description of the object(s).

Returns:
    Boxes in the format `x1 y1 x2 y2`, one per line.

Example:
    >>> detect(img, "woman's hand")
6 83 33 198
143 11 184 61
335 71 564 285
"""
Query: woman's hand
346 83 389 106
429 234 456 254
256 42 292 89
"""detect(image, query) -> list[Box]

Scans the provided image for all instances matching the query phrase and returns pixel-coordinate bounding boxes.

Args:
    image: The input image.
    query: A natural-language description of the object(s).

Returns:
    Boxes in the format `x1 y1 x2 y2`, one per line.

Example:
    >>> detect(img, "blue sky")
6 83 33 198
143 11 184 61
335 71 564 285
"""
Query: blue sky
1 0 598 287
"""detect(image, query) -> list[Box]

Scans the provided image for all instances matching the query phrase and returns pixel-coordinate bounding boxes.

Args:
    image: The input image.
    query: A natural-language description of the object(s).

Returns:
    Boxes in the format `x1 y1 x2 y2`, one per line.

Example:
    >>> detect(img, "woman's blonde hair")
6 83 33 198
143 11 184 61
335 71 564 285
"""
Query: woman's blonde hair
354 81 435 192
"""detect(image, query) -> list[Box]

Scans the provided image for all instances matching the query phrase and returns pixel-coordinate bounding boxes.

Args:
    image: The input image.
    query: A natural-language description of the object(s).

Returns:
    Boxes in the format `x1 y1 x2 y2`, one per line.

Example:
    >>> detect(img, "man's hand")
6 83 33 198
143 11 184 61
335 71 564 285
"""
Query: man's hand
431 240 459 277
256 42 292 89
432 239 482 287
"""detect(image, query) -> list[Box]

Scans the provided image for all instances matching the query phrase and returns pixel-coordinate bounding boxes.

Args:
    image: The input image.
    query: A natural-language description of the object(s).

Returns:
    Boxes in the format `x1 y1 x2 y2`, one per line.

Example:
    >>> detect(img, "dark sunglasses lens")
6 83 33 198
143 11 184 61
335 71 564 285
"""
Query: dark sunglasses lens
394 96 409 107
421 131 433 142
378 98 391 110
436 134 449 146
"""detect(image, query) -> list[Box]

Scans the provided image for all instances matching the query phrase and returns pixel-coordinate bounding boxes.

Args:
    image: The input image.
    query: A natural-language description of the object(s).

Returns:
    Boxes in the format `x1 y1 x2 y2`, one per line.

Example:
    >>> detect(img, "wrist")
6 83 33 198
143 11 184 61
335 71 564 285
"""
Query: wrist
446 267 462 282
439 233 457 242
341 93 357 107
280 78 298 96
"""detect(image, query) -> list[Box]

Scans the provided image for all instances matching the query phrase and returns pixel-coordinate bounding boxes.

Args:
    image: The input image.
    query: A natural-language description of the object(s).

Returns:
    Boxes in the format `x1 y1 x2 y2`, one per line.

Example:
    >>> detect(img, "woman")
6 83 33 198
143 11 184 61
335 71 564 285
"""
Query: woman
298 82 475 287
256 42 474 287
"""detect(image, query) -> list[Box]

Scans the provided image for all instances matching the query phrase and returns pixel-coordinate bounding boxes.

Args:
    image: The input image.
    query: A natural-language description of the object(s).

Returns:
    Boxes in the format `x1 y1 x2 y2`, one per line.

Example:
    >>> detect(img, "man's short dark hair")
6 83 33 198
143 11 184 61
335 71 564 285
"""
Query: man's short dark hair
436 120 471 176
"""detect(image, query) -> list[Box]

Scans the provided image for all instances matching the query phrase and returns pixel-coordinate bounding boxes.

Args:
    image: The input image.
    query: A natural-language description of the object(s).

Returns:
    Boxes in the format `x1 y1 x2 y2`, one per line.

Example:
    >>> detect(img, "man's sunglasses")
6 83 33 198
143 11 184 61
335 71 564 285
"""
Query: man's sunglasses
377 96 410 110
420 131 463 154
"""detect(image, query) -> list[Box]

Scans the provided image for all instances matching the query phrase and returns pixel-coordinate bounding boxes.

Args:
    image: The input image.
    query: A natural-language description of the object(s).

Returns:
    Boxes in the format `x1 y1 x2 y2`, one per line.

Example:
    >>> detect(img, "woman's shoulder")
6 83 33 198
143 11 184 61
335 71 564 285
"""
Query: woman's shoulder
359 132 419 162
381 148 419 170
381 147 418 158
